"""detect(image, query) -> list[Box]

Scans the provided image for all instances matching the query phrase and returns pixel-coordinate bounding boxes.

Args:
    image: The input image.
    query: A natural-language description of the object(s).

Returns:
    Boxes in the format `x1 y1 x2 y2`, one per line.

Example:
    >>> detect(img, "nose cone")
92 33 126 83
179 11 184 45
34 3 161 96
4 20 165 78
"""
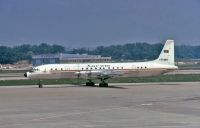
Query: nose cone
24 72 27 77
24 72 30 78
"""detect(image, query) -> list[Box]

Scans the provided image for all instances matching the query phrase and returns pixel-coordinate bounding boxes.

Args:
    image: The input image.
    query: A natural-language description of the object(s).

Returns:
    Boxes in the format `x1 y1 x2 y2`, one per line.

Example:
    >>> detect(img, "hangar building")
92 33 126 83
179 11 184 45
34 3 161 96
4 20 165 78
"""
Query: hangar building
32 53 111 66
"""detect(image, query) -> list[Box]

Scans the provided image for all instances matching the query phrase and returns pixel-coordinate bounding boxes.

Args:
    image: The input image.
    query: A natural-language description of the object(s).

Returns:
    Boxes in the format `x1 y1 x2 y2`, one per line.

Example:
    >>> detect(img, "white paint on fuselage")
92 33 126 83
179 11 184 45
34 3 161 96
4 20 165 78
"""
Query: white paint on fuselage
26 61 178 79
34 62 177 72
25 40 178 79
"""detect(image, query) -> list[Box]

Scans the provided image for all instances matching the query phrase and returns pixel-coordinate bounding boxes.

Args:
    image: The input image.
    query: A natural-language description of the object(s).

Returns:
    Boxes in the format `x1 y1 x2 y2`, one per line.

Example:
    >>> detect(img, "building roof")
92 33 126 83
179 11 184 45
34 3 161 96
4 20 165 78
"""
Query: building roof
32 53 111 59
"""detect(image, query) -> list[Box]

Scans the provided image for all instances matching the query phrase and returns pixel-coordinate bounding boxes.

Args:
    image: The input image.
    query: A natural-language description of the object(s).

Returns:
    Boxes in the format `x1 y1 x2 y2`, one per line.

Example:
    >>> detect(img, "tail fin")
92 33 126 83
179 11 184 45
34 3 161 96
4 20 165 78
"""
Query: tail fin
154 40 175 65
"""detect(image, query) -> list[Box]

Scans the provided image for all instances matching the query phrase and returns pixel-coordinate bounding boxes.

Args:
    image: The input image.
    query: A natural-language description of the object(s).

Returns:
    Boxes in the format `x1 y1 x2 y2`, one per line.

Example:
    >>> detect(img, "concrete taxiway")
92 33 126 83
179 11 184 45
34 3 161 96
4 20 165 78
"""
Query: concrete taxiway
0 82 200 128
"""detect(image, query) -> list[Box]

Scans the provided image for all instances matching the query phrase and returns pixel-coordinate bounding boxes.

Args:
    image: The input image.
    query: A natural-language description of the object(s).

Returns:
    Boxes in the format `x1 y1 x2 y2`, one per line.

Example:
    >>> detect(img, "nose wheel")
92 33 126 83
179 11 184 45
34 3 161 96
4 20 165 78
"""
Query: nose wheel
38 80 43 88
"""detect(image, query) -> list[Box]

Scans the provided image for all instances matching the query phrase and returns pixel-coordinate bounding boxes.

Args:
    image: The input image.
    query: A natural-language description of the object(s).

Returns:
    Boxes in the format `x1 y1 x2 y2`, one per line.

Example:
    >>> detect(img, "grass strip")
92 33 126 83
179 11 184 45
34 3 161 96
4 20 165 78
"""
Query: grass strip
0 74 200 86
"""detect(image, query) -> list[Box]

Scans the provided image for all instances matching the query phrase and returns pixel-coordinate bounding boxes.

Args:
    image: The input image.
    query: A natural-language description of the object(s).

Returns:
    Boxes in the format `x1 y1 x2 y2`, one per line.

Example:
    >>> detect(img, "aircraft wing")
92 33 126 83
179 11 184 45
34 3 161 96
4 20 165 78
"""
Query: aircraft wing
75 70 123 79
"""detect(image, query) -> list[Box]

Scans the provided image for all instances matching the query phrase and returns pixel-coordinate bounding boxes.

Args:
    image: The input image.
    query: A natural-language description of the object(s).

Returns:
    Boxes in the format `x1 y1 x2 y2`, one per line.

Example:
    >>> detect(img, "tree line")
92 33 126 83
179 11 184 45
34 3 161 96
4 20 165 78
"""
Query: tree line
0 42 200 64
0 43 65 64
71 43 200 61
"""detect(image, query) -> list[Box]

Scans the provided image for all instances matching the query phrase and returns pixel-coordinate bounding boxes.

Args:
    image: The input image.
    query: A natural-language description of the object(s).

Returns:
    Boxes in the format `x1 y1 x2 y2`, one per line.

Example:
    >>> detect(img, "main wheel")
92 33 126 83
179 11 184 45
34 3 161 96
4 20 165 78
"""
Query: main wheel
99 83 103 87
99 83 108 87
86 82 95 86
86 82 90 86
104 83 108 87
90 82 95 86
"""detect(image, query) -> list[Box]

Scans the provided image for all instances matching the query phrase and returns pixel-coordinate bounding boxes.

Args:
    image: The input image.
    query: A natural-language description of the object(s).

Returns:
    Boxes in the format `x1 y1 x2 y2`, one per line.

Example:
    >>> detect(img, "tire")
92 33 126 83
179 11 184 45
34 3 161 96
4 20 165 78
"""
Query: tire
90 82 95 86
86 82 95 86
104 83 108 87
86 82 90 86
99 83 108 87
99 83 103 87
38 83 43 88
38 80 43 88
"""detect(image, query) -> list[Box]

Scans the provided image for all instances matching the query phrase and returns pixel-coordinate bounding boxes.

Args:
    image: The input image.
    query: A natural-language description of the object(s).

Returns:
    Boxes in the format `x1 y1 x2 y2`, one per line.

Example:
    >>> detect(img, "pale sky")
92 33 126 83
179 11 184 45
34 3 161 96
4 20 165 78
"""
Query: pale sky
0 0 200 47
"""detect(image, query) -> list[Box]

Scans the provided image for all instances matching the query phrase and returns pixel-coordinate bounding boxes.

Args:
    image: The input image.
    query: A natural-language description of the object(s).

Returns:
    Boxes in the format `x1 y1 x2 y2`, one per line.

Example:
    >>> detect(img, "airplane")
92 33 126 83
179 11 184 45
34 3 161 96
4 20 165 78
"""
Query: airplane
24 40 178 87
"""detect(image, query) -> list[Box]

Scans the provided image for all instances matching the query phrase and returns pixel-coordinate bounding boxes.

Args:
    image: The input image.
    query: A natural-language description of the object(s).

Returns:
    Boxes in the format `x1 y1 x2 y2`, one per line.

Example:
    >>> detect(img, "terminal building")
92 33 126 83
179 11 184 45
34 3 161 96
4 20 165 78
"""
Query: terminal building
32 53 111 66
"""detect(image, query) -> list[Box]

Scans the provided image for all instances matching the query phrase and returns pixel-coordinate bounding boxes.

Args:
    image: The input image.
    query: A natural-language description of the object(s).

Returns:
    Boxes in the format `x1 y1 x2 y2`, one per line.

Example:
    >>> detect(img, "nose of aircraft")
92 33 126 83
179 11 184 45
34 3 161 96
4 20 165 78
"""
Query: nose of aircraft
24 72 27 77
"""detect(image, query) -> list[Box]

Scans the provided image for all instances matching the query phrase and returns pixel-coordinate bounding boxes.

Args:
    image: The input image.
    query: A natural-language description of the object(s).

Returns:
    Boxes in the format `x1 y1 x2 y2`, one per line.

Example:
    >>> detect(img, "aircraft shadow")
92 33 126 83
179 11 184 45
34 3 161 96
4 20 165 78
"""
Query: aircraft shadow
42 84 127 89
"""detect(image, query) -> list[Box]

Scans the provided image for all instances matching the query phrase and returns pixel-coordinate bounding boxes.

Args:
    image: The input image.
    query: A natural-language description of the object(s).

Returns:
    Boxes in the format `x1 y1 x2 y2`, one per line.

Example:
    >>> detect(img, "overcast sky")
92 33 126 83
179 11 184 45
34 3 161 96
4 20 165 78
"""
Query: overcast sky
0 0 200 47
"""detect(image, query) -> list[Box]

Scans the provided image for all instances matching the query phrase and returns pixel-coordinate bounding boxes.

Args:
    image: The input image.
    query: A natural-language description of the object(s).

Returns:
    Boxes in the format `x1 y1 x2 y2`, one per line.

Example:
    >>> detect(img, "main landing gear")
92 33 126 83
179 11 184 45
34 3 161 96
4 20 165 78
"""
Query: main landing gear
85 78 109 87
86 79 95 86
99 78 108 87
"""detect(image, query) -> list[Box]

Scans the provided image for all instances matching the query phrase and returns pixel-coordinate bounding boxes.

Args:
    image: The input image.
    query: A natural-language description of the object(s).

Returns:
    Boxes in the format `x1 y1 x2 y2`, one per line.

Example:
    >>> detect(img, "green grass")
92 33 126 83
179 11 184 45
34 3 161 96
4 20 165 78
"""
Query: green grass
0 74 200 86
0 70 29 73
109 74 200 83
0 79 86 86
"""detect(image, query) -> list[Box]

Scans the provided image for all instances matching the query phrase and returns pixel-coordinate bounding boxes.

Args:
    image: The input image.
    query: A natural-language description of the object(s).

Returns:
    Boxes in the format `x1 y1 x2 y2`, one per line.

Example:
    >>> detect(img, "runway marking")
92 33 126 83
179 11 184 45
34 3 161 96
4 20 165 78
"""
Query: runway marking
31 106 137 121
83 124 106 127
1 105 140 127
31 103 154 121
140 103 153 106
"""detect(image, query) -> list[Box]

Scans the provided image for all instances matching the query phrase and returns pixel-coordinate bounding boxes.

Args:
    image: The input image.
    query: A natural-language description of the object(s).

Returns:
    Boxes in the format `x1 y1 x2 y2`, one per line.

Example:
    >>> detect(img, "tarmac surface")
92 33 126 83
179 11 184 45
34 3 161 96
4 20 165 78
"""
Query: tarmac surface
0 82 200 128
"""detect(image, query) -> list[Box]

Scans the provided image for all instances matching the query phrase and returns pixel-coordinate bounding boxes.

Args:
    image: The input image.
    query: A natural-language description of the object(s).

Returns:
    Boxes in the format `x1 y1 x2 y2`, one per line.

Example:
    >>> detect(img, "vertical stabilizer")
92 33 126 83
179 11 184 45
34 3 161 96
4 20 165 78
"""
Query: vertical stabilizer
154 40 175 65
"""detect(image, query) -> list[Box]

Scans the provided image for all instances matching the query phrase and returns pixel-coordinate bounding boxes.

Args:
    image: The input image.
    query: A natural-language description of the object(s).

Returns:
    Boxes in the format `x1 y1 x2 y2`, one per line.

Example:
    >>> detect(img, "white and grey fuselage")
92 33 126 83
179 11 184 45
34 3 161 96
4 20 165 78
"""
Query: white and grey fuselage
24 40 178 80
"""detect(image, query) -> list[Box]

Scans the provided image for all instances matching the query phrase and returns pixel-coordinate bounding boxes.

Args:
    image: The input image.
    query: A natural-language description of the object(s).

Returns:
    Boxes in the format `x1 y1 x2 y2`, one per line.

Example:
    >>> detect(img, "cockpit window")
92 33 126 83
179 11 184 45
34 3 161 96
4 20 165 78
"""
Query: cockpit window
30 68 39 72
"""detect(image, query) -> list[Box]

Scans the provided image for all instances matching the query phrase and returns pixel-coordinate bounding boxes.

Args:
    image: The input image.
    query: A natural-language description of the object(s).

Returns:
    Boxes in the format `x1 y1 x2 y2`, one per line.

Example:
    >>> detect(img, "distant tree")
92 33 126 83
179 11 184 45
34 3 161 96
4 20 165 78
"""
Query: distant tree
51 44 65 53
0 42 200 64
0 43 65 64
71 43 200 61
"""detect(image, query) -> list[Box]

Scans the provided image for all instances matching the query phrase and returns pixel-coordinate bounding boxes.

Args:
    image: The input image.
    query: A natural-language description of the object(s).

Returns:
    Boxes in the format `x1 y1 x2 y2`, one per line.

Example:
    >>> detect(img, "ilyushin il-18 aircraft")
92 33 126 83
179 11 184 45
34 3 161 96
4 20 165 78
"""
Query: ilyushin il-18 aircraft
24 40 178 87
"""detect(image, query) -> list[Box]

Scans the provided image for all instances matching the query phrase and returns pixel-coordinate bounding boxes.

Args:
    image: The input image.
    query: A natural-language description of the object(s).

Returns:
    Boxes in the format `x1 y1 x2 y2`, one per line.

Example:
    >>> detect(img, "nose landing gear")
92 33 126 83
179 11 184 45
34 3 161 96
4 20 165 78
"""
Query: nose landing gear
38 80 43 88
